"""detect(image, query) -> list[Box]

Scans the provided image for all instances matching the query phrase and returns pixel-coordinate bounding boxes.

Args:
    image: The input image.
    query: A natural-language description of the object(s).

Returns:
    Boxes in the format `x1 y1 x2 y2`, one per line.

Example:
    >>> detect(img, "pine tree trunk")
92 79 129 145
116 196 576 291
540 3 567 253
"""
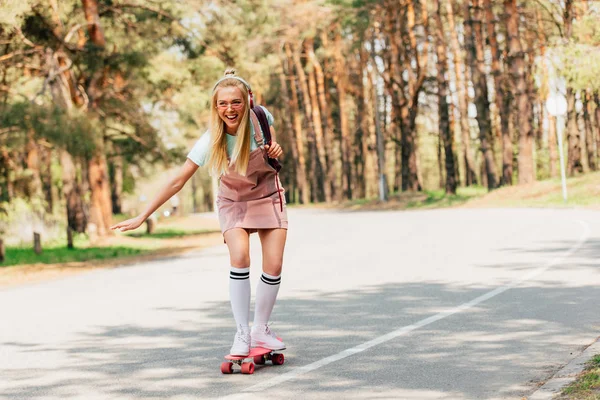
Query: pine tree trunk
379 11 402 192
564 0 583 176
446 0 478 186
284 43 310 204
595 91 600 168
61 150 87 234
44 44 88 235
536 10 555 178
364 62 379 198
524 28 542 180
277 55 299 202
370 38 389 201
333 29 353 199
81 0 114 234
110 155 123 214
435 0 457 194
291 42 323 202
312 35 338 200
88 153 113 237
566 87 583 175
403 0 428 192
583 90 596 171
305 38 331 202
484 0 511 186
355 43 368 199
466 0 498 189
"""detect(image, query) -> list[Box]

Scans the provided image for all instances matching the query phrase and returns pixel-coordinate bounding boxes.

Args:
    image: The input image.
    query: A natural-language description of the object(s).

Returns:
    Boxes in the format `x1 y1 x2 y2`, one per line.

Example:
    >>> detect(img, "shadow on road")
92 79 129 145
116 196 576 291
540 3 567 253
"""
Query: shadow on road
2 238 599 399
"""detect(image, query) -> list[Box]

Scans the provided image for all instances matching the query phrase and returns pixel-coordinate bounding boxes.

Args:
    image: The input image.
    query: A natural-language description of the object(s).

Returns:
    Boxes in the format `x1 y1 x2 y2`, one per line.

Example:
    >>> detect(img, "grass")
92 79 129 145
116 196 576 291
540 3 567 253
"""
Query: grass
559 354 600 399
405 186 487 209
1 212 222 270
125 227 217 239
333 171 600 211
337 185 488 211
464 171 600 209
1 244 148 268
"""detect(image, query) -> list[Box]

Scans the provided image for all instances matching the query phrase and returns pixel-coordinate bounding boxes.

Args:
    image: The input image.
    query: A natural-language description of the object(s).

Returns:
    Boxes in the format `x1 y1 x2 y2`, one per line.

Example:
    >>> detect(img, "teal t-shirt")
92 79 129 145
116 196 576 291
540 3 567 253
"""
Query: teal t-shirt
187 106 274 167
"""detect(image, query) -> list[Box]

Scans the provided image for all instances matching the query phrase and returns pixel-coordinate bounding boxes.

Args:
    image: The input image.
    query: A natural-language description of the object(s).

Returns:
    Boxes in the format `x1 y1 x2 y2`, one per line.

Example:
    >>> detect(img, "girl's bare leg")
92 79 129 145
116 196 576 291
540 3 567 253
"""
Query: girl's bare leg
224 228 251 269
257 228 287 276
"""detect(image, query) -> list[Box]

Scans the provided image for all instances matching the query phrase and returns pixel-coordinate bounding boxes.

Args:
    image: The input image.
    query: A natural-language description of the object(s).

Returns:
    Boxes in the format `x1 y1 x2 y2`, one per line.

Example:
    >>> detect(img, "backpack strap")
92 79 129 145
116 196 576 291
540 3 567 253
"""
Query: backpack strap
251 106 283 173
251 106 272 145
249 110 264 147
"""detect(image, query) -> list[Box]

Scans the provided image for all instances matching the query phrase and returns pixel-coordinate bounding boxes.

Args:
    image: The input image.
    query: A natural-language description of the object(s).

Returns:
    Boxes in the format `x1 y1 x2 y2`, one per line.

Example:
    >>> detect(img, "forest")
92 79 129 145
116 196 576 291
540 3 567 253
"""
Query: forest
0 0 599 245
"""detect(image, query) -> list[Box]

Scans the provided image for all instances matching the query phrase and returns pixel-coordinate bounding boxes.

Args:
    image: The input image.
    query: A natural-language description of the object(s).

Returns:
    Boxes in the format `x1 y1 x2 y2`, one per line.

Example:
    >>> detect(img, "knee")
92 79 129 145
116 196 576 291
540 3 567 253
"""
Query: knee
263 261 283 277
230 254 250 269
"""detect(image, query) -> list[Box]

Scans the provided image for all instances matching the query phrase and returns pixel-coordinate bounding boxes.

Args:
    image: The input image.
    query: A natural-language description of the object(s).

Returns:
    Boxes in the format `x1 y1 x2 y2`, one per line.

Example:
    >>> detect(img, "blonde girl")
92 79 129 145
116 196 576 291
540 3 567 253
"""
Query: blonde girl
112 69 288 356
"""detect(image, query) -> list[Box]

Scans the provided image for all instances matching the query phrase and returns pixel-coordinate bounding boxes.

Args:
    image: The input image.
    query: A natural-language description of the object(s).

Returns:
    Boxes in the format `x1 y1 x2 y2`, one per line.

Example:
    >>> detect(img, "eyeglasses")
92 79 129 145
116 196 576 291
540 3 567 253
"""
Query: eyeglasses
217 101 244 110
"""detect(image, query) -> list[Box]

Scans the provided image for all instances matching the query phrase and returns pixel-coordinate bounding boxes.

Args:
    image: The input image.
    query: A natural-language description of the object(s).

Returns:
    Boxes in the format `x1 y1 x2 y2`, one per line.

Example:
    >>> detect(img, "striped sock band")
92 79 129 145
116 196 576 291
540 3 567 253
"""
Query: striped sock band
230 269 250 280
260 273 281 286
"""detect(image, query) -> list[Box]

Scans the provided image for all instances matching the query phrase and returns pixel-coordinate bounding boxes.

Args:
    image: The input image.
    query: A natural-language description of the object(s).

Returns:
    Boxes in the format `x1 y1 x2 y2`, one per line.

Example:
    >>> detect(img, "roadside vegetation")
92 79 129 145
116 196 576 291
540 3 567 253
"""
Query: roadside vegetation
1 215 221 269
558 354 600 400
337 171 600 211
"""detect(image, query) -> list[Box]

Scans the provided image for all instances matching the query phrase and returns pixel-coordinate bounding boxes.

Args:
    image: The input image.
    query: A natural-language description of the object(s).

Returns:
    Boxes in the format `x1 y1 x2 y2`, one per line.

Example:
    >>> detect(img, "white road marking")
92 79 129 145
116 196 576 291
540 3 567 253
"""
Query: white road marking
238 219 590 394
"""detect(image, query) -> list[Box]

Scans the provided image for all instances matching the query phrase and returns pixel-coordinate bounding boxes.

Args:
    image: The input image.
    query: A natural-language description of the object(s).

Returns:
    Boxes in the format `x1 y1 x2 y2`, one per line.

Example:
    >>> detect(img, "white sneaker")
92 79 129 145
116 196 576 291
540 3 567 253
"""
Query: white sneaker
230 326 251 356
251 324 286 350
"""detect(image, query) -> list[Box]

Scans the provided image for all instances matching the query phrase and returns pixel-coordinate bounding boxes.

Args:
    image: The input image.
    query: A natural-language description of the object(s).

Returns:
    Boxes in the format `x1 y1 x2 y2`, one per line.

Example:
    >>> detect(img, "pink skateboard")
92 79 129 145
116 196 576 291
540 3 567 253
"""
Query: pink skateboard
221 347 285 374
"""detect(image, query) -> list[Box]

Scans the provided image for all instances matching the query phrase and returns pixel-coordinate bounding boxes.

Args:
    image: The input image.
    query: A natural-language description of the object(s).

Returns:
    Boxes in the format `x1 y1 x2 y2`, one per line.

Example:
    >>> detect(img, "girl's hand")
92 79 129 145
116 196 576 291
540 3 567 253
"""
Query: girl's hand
110 215 145 232
264 141 283 159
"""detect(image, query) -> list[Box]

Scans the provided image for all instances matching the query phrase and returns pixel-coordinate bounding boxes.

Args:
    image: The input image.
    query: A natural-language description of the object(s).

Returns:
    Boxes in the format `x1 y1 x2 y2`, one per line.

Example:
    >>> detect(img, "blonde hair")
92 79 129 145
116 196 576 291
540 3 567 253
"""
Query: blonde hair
207 69 252 176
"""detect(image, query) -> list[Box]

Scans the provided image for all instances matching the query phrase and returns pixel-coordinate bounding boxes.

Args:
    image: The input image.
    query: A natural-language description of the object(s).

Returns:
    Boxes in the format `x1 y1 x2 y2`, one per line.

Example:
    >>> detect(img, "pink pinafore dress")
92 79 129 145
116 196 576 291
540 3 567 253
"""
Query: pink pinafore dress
216 112 288 237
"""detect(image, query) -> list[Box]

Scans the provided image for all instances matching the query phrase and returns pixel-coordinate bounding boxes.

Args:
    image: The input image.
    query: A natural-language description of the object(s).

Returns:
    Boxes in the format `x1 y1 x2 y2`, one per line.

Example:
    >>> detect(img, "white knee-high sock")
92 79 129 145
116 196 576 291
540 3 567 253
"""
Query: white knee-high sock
253 272 281 327
229 267 250 330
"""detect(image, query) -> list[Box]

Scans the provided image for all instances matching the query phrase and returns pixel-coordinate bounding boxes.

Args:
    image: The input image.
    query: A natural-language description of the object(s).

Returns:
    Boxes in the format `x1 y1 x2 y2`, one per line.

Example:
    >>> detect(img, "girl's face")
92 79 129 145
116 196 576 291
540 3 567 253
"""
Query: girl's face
216 86 246 134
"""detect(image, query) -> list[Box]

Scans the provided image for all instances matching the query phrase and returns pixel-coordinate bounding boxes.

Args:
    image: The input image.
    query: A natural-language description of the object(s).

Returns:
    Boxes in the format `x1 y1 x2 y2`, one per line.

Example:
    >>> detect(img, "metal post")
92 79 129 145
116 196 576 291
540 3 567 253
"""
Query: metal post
546 95 568 204
556 115 568 203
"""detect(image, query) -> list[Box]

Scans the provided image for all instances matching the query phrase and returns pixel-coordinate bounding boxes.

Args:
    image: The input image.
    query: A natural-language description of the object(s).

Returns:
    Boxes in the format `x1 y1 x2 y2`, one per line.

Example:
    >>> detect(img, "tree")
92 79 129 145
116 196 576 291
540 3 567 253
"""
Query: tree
504 0 534 184
465 0 497 189
434 0 456 194
446 0 478 187
484 0 512 186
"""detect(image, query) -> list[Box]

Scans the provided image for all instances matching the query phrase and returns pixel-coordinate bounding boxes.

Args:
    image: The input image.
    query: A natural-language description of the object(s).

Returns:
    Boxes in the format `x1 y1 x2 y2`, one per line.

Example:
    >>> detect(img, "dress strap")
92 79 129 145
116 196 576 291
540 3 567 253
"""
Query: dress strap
249 110 264 147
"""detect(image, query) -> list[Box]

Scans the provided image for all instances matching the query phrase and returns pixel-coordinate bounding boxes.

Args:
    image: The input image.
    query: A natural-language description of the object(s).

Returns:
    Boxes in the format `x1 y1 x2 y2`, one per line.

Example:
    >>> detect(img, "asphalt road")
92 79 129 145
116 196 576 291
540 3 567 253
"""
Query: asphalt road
1 208 599 399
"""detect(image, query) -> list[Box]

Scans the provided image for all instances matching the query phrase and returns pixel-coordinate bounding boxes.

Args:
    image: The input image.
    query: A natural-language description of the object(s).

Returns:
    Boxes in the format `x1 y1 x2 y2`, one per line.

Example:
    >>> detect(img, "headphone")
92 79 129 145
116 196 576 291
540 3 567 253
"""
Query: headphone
212 76 254 108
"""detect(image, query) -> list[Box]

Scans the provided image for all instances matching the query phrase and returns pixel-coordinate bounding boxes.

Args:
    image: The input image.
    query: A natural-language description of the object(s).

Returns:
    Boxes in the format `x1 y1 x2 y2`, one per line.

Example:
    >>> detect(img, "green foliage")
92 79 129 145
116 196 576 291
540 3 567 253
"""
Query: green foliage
0 245 147 267
555 43 600 90
553 14 600 90
1 102 98 157
0 0 35 28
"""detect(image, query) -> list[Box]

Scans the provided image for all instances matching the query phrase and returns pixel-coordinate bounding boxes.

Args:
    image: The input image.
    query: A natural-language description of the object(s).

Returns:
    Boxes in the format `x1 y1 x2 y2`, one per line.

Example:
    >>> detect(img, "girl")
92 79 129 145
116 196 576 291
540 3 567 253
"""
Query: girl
111 69 287 356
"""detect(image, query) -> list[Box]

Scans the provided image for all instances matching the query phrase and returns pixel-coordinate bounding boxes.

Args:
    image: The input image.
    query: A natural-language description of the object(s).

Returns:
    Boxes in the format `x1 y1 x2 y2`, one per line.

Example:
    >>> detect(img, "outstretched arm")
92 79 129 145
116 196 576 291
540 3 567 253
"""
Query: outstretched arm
110 159 199 232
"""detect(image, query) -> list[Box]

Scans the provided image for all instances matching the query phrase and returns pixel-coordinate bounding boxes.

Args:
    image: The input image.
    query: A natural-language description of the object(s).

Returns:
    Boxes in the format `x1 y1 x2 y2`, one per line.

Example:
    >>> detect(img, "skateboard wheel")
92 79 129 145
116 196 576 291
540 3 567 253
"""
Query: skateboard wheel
241 362 255 374
272 353 285 365
254 355 266 365
221 362 233 374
